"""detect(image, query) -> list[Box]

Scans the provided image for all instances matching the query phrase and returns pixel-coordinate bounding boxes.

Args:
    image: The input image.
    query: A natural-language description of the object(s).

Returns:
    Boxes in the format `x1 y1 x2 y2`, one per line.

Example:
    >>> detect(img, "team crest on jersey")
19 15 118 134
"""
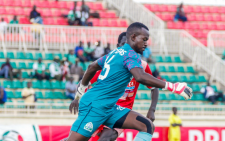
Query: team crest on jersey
84 122 93 132
117 105 125 111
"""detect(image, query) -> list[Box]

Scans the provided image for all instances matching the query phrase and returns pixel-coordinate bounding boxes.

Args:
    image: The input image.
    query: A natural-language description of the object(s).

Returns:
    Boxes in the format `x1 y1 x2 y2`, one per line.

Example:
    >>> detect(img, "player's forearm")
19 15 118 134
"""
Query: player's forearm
81 61 102 86
149 88 159 112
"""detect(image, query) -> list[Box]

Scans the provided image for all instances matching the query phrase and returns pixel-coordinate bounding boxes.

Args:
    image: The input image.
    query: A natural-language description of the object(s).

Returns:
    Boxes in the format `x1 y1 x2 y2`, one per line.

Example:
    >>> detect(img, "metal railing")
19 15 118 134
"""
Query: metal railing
1 103 225 119
0 24 126 53
207 31 225 55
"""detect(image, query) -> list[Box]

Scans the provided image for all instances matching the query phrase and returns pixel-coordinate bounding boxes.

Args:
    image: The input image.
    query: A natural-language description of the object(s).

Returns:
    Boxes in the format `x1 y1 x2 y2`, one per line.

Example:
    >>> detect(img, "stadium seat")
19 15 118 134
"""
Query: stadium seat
211 85 218 92
189 75 198 82
198 75 207 82
16 52 26 59
10 62 17 69
7 52 14 59
193 93 205 101
155 55 163 62
168 93 176 100
42 81 51 89
158 93 167 100
171 75 179 82
26 52 34 60
164 56 172 63
161 75 170 81
36 91 44 99
45 53 53 60
35 52 43 60
149 64 156 72
0 51 4 58
168 66 176 72
12 80 22 89
177 66 185 73
7 91 15 98
192 84 200 92
174 56 182 63
54 53 63 60
32 81 41 89
186 66 196 73
45 91 54 99
37 101 45 109
3 80 12 88
27 62 34 69
180 75 188 82
158 66 167 72
54 91 66 99
18 62 27 69
61 81 66 89
14 91 22 99
51 81 61 89
22 72 29 79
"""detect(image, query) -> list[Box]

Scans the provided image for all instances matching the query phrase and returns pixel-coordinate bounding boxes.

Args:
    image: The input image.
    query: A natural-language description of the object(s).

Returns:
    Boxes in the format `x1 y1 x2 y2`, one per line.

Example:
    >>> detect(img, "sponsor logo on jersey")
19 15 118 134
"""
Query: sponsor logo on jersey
115 49 127 55
117 105 125 111
84 122 93 132
125 80 136 90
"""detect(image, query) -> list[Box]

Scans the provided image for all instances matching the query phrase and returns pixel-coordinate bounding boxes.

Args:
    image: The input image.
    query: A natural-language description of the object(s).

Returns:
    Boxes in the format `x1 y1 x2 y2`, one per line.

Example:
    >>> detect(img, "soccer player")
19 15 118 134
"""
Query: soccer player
67 22 192 141
89 32 158 141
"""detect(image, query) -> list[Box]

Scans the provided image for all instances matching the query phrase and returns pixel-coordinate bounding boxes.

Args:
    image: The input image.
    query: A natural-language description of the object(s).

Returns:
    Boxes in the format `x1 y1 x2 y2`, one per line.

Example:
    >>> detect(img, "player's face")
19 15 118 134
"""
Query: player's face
118 36 126 47
133 28 149 54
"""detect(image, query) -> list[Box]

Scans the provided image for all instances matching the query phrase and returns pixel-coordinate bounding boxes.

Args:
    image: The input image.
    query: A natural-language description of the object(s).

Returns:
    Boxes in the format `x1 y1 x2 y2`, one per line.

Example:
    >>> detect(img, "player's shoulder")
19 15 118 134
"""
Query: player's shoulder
141 60 148 70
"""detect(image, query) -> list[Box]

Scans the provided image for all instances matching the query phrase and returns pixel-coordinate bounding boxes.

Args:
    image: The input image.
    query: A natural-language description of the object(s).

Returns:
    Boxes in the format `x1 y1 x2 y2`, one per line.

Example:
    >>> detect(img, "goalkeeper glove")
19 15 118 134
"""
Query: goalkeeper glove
75 81 89 101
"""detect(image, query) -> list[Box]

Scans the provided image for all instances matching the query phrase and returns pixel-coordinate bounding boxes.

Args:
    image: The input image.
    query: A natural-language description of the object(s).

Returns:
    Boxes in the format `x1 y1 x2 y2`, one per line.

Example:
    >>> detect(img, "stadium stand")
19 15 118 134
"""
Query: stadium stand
0 0 128 27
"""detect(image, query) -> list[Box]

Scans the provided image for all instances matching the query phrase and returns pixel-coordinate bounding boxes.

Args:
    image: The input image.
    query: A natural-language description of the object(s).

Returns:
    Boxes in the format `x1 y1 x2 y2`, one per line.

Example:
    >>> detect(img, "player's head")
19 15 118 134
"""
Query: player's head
172 107 177 115
126 22 149 54
69 77 74 82
27 82 32 88
117 32 127 47
38 57 42 63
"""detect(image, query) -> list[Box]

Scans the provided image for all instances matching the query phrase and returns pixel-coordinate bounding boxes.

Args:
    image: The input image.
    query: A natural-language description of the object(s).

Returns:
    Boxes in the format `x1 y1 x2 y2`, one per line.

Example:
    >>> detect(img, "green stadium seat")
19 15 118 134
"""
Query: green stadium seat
37 101 45 109
155 55 163 62
193 93 205 101
140 93 150 100
41 81 51 89
78 62 85 71
174 56 182 63
0 51 4 58
198 75 207 82
171 75 179 82
158 93 167 100
22 72 29 78
15 91 22 98
135 94 140 100
27 62 34 69
161 75 170 81
189 75 197 83
12 80 22 88
54 91 66 99
149 64 156 72
32 81 41 89
164 56 172 63
177 66 185 73
46 63 51 70
45 53 53 60
85 62 91 70
138 84 148 90
7 91 15 98
186 66 196 73
18 62 27 69
17 100 25 108
53 53 62 60
3 80 12 88
36 91 44 99
45 91 54 99
192 84 200 92
35 52 43 60
61 81 66 89
7 52 15 59
10 62 17 69
168 93 176 100
175 94 185 100
51 81 60 89
158 66 166 72
64 54 69 58
16 52 25 59
211 85 218 92
180 75 188 82
26 52 34 60
168 66 175 72
22 81 27 88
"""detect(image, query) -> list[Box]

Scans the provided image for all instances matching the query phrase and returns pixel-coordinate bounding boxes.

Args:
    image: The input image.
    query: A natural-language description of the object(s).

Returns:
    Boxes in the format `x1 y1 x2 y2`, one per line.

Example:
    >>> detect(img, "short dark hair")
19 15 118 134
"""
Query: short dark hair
126 22 149 38
118 32 126 44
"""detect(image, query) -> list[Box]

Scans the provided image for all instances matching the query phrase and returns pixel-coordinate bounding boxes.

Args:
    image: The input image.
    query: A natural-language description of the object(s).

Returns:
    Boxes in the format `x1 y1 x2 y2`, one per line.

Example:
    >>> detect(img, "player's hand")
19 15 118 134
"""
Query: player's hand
164 82 193 100
69 99 79 115
75 81 89 101
147 109 155 122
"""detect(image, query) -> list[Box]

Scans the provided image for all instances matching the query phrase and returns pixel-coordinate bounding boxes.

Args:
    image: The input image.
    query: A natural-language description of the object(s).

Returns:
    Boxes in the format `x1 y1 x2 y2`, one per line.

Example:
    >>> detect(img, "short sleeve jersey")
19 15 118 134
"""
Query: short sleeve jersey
80 43 143 110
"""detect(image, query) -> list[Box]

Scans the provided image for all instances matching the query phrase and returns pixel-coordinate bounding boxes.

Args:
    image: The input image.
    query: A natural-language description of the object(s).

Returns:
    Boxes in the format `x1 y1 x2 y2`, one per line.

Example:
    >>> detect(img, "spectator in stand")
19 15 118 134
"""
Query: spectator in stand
201 82 225 104
30 5 40 20
22 82 36 108
0 87 7 104
67 50 76 65
65 77 77 100
142 47 154 63
70 59 84 82
174 3 187 22
93 41 104 60
82 0 90 13
104 43 111 55
49 56 62 81
0 58 21 80
68 6 76 25
80 6 89 26
9 16 19 24
33 58 49 81
84 42 94 61
74 41 86 62
61 57 70 81
0 18 7 34
168 107 182 141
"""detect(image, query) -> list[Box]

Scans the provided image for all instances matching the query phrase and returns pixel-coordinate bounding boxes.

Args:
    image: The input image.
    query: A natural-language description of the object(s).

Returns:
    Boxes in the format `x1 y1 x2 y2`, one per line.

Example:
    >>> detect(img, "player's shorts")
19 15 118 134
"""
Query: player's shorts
71 102 130 137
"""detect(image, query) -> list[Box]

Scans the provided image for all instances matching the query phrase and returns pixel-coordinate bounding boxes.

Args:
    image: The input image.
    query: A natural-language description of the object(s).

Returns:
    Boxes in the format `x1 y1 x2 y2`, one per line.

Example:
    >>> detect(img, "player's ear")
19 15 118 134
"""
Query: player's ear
131 34 136 42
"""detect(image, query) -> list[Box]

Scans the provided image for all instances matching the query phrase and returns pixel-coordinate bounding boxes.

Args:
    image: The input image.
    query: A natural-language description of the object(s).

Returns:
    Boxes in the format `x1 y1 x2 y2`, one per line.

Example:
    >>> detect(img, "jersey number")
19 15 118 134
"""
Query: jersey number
99 55 115 80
